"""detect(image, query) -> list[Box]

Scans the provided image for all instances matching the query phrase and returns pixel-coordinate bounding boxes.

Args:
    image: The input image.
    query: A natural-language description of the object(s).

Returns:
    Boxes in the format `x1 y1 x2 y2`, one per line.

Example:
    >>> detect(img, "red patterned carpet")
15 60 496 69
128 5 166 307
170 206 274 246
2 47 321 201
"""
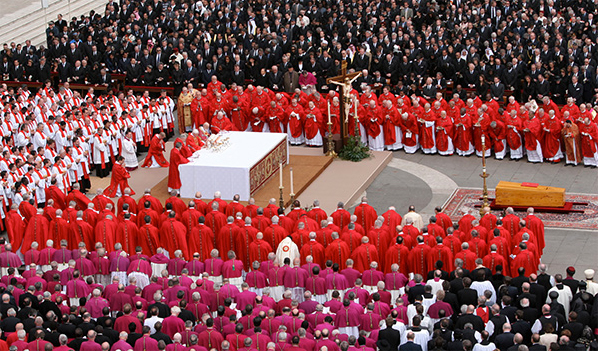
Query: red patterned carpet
442 188 598 230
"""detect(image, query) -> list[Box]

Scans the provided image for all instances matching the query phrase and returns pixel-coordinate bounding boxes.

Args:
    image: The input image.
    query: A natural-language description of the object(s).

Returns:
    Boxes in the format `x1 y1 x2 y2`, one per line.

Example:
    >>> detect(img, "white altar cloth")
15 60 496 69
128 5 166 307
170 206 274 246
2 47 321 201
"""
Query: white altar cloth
179 132 288 200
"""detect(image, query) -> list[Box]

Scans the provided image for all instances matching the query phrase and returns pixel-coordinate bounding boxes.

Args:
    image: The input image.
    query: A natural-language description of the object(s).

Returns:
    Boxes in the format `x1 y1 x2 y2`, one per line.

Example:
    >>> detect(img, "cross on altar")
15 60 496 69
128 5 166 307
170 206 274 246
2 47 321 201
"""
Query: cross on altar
327 61 361 147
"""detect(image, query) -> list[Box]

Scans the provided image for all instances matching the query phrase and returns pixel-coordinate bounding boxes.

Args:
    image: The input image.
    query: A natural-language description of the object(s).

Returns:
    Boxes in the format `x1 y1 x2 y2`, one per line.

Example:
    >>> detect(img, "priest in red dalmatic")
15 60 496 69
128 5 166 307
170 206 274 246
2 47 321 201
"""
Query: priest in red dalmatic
226 95 248 131
287 98 305 145
408 236 432 276
472 107 491 157
487 118 506 159
304 101 324 147
453 108 474 156
188 217 214 261
353 197 377 235
211 111 234 134
6 205 26 250
381 100 401 151
167 142 190 192
138 216 160 257
351 236 379 272
400 112 419 154
105 156 134 198
385 236 410 275
505 110 524 160
22 209 49 253
141 133 169 168
45 180 67 210
523 114 544 163
436 110 454 156
579 117 598 167
265 100 286 133
325 232 350 270
248 232 273 266
190 92 208 128
541 111 564 162
160 211 188 260
65 183 91 210
418 103 437 154
70 212 94 249
300 233 325 266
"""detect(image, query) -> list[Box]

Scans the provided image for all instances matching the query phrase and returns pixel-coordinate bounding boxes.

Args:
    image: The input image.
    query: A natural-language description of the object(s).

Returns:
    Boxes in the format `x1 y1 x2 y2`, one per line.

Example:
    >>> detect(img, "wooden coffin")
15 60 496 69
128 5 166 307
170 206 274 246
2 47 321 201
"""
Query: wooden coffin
495 181 566 207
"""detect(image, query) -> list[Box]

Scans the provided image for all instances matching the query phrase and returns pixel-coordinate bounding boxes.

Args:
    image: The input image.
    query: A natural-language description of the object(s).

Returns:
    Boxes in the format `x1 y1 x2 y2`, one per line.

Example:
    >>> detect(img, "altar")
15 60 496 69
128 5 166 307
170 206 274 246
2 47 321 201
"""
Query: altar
179 132 289 200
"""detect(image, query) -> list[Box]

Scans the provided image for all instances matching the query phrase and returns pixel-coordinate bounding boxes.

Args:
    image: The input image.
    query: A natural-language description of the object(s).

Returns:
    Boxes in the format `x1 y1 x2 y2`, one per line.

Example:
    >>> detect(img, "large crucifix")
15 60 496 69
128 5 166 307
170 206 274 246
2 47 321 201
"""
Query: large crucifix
327 61 361 147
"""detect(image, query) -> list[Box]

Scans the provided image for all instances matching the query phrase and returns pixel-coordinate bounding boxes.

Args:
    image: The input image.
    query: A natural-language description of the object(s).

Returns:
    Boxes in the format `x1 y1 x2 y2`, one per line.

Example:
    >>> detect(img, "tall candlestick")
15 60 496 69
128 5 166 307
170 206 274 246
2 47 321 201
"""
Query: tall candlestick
290 167 294 194
327 101 331 124
481 135 485 144
279 163 283 188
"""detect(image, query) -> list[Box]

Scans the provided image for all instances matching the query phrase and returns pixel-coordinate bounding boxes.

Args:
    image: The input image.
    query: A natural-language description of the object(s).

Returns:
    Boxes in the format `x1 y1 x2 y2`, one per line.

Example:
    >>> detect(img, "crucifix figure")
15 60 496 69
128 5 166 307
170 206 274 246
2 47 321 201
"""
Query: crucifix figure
327 61 361 147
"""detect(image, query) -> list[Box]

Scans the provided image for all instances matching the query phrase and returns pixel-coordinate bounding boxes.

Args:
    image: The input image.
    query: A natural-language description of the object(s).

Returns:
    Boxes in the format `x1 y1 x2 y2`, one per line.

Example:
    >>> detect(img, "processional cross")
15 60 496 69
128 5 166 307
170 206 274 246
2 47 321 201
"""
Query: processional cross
327 61 362 147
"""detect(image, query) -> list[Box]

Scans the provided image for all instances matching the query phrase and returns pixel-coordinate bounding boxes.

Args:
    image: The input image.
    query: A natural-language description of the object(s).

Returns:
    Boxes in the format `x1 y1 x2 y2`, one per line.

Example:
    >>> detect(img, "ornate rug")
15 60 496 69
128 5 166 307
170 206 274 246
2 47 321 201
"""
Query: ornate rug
442 188 598 230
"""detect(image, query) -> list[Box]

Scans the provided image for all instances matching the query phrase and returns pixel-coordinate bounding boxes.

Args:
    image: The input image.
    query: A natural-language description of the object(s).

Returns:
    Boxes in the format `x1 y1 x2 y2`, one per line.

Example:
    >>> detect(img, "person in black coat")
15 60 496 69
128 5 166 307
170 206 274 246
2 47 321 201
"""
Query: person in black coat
458 278 479 307
170 63 185 96
126 58 143 85
10 59 24 81
268 66 284 91
378 316 401 351
154 63 169 87
568 75 584 103
231 64 245 86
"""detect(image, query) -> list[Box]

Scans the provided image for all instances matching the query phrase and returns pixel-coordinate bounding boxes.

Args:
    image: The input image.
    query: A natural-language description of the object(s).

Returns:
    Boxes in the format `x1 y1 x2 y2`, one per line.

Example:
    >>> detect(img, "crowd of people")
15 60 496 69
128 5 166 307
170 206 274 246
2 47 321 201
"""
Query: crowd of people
3 183 598 351
0 0 598 348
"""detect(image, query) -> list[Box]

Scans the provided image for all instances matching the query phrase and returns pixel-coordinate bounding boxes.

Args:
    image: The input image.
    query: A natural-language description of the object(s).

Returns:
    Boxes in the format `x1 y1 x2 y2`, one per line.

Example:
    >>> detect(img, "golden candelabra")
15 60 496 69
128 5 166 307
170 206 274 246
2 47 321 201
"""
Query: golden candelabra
325 121 337 157
479 136 490 216
279 186 284 210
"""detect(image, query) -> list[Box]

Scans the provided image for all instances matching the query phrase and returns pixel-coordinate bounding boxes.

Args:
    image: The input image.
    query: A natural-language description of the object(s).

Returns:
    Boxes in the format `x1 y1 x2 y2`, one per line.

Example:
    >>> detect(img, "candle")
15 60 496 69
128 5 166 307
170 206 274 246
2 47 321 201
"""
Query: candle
481 135 485 144
327 101 331 124
279 163 283 188
354 100 358 118
290 167 294 194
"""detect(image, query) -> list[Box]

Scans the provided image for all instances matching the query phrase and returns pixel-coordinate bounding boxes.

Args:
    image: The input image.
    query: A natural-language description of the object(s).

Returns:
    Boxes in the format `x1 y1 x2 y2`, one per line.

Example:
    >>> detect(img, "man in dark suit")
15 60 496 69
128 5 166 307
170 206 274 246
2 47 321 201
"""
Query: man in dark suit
399 332 423 351
268 65 284 91
568 75 584 103
422 77 437 99
231 64 245 86
529 334 547 351
378 316 401 351
56 56 71 83
126 58 143 85
352 47 370 71
457 278 479 307
9 59 24 81
96 68 112 88
490 76 506 101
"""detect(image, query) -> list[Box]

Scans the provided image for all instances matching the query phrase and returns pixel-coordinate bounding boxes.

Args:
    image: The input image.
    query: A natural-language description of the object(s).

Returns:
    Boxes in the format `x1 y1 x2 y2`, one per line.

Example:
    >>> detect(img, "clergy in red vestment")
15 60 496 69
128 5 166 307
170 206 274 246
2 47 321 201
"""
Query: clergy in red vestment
191 93 208 128
105 156 134 198
137 190 164 215
45 181 67 210
300 233 326 266
69 211 94 249
218 218 241 260
408 236 432 276
137 217 160 257
116 214 139 254
510 243 537 275
94 215 117 252
249 232 273 265
304 101 324 146
331 204 351 230
6 205 26 250
453 108 474 156
167 142 190 191
65 184 91 210
265 101 285 133
325 233 350 270
385 236 410 275
579 117 598 167
205 203 227 246
188 217 215 261
488 119 507 159
523 114 544 163
367 220 392 270
287 98 306 145
353 197 377 235
418 103 438 154
541 112 564 162
141 133 169 168
483 245 508 274
400 112 419 153
429 237 455 272
436 110 455 156
211 111 235 133
22 209 49 254
160 212 188 260
351 236 379 272
381 101 401 151
455 243 477 271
